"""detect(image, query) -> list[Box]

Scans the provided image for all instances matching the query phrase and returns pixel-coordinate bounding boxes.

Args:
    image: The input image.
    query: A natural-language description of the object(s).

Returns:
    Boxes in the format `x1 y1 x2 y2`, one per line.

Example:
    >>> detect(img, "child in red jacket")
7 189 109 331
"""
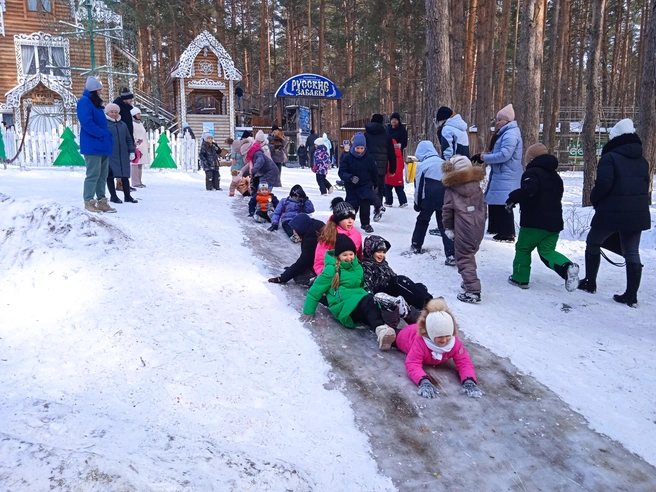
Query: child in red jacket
395 298 483 399
384 138 408 207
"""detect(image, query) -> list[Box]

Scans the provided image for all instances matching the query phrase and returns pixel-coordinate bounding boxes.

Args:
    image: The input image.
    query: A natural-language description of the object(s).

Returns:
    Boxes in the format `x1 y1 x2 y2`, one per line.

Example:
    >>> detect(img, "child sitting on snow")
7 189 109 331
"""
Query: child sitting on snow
361 235 433 327
230 169 251 197
301 234 397 351
268 184 315 240
395 297 483 399
254 181 274 223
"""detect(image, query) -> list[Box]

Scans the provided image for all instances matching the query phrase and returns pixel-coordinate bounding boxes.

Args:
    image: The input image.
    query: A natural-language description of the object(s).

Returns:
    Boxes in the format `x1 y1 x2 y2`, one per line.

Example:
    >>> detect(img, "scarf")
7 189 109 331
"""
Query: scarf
422 336 456 361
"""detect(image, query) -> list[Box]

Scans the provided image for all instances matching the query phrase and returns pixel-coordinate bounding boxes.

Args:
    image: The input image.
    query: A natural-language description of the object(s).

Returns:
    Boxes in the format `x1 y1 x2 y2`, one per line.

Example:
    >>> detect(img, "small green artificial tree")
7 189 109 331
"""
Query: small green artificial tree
53 127 85 167
0 124 6 160
150 132 177 169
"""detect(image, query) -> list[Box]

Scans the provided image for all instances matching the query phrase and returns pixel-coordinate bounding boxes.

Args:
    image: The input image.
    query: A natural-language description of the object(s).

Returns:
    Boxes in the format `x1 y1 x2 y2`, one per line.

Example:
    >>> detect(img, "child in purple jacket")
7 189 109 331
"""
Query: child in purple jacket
268 184 315 240
395 298 483 399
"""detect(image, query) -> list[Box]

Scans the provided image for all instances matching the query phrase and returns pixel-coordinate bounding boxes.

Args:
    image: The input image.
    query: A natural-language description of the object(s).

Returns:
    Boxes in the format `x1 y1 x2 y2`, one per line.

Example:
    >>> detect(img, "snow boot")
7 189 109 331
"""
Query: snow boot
410 243 424 255
373 208 384 222
493 234 515 243
508 276 529 289
578 252 600 294
444 255 456 266
429 228 441 236
375 324 396 351
613 263 642 308
562 262 580 292
374 293 409 317
95 197 117 213
362 224 374 233
404 305 422 325
84 199 101 213
381 307 401 330
457 291 481 303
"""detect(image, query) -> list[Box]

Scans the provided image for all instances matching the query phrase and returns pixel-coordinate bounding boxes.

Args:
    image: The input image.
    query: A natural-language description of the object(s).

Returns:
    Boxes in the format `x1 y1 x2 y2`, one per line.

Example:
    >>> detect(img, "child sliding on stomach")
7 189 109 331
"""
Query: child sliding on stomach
395 298 484 399
301 234 396 351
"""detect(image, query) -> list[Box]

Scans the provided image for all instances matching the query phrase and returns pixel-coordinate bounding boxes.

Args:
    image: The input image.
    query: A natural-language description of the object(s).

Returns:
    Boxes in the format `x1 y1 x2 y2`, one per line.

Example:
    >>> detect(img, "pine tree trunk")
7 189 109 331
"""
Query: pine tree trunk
425 0 453 143
514 0 545 153
450 0 466 111
318 0 325 74
638 0 656 199
307 0 312 72
474 0 495 152
582 0 607 206
495 0 513 109
260 0 268 96
543 0 563 154
463 0 478 122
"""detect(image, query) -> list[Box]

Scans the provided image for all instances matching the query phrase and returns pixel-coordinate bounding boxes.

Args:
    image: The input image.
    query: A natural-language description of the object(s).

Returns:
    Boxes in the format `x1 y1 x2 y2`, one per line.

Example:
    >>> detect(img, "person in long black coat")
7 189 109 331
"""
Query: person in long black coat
505 144 579 291
268 214 325 286
306 129 318 169
113 87 135 139
365 114 397 203
297 144 308 168
578 119 651 307
338 132 383 233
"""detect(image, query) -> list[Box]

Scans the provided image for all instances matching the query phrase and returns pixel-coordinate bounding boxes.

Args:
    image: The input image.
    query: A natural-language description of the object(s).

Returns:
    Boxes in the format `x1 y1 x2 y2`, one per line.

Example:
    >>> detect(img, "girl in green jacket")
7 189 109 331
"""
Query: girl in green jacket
301 234 396 351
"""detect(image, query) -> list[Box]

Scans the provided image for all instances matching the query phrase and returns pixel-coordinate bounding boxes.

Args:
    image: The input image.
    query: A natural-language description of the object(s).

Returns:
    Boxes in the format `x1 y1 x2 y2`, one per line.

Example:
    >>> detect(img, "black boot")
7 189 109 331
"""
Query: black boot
123 178 138 203
578 252 600 293
613 263 642 307
107 177 122 203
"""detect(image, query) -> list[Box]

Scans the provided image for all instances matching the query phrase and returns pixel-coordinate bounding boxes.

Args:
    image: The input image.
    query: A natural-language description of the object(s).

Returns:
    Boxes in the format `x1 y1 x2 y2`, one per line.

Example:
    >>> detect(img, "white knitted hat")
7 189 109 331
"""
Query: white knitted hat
609 118 636 140
425 311 454 339
451 155 472 171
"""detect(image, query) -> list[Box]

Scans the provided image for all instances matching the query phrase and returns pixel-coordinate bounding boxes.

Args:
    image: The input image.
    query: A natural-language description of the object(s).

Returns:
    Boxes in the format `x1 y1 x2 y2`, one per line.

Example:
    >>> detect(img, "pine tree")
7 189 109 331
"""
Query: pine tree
150 132 177 169
53 127 85 167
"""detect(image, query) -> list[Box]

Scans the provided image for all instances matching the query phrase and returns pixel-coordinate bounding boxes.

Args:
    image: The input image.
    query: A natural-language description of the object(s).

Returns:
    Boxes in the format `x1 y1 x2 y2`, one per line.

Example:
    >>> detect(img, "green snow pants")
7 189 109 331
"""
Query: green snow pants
83 154 109 201
512 227 572 284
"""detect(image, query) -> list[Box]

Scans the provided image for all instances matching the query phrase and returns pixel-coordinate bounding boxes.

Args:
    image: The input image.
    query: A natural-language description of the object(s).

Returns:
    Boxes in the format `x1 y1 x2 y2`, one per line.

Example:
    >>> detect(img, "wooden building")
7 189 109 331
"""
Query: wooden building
0 0 127 134
166 30 242 140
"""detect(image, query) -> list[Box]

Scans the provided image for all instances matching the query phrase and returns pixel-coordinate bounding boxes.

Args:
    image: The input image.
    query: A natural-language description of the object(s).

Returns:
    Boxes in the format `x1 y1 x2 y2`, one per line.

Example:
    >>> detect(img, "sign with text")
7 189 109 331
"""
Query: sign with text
275 74 342 99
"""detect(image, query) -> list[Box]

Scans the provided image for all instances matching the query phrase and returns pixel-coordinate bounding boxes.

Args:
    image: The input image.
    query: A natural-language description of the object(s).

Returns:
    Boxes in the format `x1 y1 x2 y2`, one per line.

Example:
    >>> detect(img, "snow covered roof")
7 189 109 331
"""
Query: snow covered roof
169 31 242 81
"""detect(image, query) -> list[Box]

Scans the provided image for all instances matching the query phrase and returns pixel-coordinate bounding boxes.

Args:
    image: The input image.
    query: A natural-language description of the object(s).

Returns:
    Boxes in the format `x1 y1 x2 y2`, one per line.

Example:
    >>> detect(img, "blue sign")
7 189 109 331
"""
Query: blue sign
275 73 342 99
298 106 311 131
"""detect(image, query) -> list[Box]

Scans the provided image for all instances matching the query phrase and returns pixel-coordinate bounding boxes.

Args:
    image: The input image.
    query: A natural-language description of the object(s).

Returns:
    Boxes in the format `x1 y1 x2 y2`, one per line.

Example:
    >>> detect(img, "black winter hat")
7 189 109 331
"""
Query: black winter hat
371 113 384 124
330 197 356 222
363 235 391 258
120 87 134 100
390 112 401 122
436 106 453 121
290 184 307 200
335 234 357 257
241 130 253 139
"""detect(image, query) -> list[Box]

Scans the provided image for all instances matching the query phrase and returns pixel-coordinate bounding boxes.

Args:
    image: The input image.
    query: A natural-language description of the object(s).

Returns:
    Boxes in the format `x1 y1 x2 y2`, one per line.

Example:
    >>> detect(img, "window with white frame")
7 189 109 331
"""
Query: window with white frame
27 0 51 12
14 33 70 84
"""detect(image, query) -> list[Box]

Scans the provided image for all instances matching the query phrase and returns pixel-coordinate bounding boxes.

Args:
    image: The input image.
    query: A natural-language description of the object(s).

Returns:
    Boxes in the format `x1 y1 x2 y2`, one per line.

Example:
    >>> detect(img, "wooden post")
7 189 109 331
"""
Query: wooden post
277 97 283 127
336 99 342 164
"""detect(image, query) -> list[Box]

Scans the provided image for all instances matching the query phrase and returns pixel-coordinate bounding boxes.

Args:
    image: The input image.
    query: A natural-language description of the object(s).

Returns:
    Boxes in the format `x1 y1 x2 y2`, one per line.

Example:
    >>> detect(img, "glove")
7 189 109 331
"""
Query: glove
417 378 438 399
268 276 282 283
129 153 136 161
414 203 421 212
470 153 482 164
461 378 484 398
267 224 279 232
505 201 515 213
350 175 360 184
299 314 314 322
444 229 455 241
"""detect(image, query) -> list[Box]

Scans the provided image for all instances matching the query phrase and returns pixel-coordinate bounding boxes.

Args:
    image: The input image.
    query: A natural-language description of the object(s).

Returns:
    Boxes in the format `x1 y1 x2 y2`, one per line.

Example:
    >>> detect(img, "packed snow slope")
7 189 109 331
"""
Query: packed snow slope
0 166 654 490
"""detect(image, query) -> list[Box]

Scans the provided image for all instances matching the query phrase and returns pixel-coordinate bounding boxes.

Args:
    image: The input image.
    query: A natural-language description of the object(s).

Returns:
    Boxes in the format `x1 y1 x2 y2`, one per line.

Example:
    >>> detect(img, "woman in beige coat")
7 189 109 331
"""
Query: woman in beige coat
130 107 150 188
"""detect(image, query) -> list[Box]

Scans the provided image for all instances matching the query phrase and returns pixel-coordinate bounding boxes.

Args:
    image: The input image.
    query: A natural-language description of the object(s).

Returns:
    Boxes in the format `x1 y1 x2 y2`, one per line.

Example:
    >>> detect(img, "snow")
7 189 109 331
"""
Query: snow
1 165 655 488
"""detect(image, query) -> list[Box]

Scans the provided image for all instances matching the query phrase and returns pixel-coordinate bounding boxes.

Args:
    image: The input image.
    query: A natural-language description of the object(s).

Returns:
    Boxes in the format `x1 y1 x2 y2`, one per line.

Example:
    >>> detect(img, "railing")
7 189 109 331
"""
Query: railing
2 125 206 172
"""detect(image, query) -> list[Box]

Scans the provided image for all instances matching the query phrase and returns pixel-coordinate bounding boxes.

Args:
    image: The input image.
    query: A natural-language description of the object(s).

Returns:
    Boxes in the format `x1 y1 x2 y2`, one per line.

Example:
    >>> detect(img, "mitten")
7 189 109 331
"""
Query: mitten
461 378 484 398
417 378 438 399
268 277 282 283
129 153 136 161
505 200 515 213
268 224 279 232
350 175 360 184
444 229 455 240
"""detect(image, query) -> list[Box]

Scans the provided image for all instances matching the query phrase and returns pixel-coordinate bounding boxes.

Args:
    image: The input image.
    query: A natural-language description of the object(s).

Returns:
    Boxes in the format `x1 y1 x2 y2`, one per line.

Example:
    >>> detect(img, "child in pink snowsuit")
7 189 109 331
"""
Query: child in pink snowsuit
395 298 484 399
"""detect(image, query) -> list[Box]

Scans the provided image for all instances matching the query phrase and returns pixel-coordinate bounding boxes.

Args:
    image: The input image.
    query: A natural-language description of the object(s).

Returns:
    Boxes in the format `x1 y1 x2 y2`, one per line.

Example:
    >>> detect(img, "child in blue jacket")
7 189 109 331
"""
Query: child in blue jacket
268 184 315 240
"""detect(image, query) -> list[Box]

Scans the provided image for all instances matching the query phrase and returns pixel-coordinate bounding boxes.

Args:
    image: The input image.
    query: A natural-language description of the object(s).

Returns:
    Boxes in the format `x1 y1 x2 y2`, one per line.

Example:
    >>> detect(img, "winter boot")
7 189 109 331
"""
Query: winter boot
84 199 101 213
374 293 409 317
362 224 374 233
457 291 481 303
508 275 529 289
404 305 422 325
381 307 401 330
95 197 117 213
578 252 600 294
613 263 642 308
410 243 424 255
563 263 580 292
429 228 441 236
375 324 396 351
444 255 456 266
373 208 384 222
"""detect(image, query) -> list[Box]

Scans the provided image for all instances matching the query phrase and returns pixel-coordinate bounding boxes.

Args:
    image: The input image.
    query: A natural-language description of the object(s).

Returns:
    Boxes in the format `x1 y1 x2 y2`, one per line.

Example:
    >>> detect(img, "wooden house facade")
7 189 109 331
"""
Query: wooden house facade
0 0 126 135
167 31 242 141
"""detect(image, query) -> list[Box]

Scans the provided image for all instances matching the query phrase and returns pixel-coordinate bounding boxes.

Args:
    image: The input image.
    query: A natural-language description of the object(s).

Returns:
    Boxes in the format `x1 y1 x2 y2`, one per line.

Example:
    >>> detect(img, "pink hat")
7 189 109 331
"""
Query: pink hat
104 103 120 114
496 104 515 122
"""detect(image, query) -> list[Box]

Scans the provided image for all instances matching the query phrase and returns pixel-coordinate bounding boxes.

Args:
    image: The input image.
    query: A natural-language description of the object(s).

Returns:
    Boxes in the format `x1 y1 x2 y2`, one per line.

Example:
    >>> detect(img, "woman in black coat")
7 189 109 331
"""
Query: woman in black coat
578 119 651 307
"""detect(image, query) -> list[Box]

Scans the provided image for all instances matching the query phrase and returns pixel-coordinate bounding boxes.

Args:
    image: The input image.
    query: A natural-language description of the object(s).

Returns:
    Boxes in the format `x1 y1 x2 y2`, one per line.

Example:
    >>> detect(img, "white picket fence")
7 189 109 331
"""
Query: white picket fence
2 125 204 171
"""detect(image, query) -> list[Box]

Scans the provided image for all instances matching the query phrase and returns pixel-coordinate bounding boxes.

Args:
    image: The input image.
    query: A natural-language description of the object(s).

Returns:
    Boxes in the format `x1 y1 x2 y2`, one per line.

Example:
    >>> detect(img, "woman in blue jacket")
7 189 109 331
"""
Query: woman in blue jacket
480 104 523 242
77 76 114 213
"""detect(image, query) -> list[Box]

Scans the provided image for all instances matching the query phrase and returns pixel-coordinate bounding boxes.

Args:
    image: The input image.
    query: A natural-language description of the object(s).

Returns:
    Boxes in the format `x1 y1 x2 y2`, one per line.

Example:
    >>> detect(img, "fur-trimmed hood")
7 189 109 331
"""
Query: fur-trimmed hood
417 298 459 338
441 162 486 188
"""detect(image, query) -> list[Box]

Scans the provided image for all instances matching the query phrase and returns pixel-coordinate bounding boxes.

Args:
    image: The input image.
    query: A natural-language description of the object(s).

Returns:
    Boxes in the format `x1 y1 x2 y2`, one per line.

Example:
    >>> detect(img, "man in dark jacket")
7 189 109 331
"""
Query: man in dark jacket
506 144 579 291
306 129 319 169
113 88 135 139
297 144 308 168
268 214 325 286
387 112 408 151
365 113 396 204
578 119 651 307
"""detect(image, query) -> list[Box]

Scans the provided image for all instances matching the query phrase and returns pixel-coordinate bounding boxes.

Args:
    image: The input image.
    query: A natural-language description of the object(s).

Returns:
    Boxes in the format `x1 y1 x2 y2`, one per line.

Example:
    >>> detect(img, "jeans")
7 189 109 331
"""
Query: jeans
384 184 407 206
586 228 642 265
411 209 454 255
83 154 109 201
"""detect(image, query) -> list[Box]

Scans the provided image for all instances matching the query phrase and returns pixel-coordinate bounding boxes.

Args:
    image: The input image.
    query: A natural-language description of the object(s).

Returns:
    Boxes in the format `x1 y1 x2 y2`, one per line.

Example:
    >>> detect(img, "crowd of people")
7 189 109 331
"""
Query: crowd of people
77 74 650 397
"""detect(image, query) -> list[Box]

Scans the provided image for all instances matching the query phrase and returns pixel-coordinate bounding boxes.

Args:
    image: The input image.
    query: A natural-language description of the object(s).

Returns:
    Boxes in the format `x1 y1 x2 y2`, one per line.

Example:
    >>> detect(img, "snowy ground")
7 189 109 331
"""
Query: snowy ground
0 165 655 490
